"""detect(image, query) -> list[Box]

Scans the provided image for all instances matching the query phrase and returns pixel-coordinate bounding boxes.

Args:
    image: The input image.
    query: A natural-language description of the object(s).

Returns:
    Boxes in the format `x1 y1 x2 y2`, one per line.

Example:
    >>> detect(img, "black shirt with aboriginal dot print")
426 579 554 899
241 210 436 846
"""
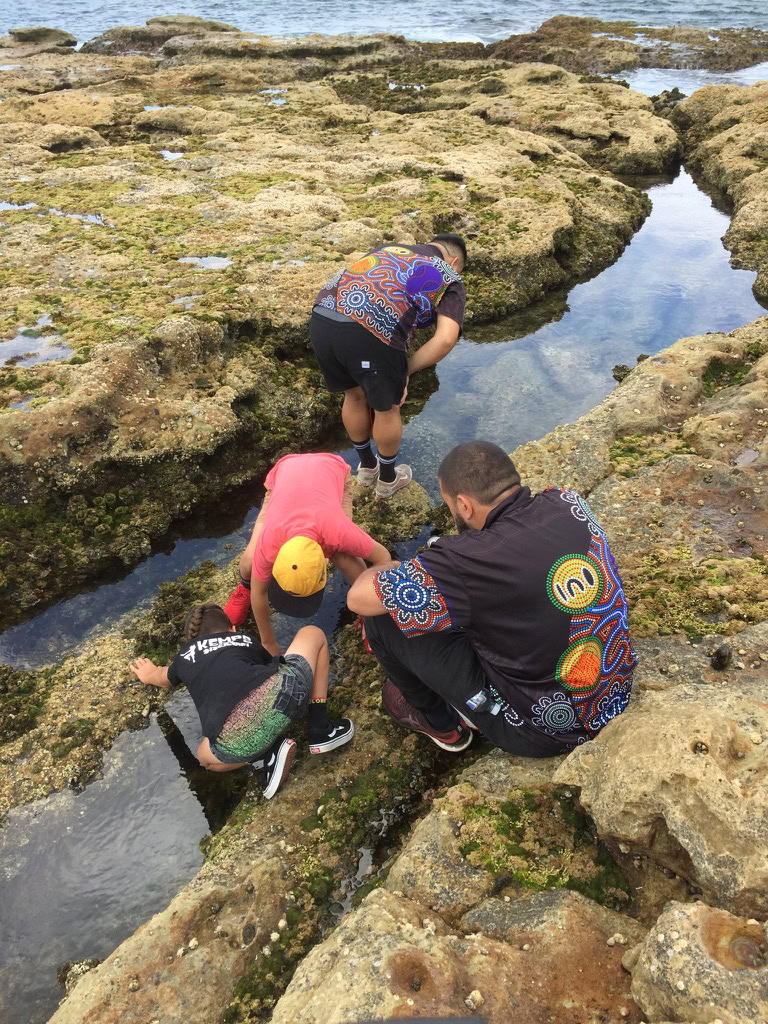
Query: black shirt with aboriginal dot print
372 486 638 751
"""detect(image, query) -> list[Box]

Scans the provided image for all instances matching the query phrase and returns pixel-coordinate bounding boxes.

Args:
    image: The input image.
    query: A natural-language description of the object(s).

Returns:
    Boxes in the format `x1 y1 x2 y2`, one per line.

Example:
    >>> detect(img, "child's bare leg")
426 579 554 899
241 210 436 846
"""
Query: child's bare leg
197 737 247 773
286 625 329 700
330 550 367 585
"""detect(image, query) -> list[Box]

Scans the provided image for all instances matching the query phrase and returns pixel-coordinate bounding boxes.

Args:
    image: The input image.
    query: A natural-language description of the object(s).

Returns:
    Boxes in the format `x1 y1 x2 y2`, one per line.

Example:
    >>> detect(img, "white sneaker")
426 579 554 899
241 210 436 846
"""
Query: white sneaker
376 464 413 498
356 464 380 486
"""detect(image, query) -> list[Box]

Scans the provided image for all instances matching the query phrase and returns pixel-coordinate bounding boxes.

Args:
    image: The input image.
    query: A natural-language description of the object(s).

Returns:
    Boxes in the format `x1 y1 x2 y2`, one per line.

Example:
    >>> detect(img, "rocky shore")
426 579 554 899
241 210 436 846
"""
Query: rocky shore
0 14 767 1024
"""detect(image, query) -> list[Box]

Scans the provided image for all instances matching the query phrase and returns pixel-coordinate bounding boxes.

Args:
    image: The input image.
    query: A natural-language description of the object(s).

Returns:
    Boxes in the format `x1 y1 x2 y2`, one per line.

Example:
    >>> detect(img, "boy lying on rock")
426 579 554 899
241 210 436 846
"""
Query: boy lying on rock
223 452 392 654
130 603 353 798
348 440 638 755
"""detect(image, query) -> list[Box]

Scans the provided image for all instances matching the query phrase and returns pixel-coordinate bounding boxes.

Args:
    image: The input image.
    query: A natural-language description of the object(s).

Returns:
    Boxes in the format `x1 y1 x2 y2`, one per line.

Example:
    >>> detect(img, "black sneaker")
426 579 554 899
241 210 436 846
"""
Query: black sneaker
382 680 473 752
262 737 296 799
309 718 355 754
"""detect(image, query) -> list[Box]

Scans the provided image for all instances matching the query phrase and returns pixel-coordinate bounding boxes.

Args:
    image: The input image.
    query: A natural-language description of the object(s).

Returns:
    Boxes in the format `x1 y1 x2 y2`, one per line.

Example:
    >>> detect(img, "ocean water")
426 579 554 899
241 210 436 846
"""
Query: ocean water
2 1 768 47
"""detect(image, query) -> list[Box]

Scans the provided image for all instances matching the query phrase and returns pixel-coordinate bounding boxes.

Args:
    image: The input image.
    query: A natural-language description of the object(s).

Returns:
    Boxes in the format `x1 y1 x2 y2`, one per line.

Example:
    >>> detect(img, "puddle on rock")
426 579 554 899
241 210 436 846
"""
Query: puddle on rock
178 255 233 269
0 202 108 227
159 149 184 160
171 292 203 307
0 201 37 212
260 87 287 104
143 104 173 110
734 448 760 467
49 207 106 226
0 691 247 1024
1 314 72 367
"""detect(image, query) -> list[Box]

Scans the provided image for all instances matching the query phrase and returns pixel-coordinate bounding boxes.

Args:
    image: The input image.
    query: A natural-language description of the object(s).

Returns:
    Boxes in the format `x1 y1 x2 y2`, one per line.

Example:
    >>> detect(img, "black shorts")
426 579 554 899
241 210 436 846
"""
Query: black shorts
310 309 407 412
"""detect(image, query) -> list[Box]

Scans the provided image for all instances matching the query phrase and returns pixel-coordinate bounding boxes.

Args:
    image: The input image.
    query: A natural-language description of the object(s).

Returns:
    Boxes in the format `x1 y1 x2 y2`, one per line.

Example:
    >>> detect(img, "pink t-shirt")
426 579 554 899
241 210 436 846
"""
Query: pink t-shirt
252 453 375 582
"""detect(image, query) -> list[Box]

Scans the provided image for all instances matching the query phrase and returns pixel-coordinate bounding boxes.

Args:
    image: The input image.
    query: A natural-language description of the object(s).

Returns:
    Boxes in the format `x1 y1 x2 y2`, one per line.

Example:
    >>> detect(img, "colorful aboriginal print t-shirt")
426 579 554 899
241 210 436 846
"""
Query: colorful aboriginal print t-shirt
372 486 638 750
314 243 466 352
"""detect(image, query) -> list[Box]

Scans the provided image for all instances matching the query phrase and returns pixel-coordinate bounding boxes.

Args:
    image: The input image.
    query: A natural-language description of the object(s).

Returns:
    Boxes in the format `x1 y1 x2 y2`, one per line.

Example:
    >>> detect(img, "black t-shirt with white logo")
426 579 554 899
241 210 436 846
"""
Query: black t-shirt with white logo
167 632 277 740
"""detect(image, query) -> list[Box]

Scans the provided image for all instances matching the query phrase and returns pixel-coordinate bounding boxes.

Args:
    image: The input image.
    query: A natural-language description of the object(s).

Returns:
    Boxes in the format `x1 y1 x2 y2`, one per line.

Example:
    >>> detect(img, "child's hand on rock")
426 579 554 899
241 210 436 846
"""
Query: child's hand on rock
130 657 159 685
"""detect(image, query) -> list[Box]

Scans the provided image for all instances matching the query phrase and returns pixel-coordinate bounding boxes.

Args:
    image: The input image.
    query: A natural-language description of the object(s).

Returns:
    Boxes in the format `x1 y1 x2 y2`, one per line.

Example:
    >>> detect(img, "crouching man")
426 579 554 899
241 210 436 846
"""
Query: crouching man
347 440 637 754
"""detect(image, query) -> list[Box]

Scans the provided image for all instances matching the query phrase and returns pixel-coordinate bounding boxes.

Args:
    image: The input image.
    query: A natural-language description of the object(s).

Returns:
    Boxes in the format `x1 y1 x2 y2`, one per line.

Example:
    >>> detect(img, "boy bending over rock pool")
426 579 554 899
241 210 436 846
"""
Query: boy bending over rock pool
130 603 353 799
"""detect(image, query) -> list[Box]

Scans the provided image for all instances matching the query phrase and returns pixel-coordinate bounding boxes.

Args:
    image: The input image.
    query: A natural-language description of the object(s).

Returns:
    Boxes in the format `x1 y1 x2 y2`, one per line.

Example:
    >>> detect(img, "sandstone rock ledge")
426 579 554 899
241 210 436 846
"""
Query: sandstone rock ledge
0 24 665 616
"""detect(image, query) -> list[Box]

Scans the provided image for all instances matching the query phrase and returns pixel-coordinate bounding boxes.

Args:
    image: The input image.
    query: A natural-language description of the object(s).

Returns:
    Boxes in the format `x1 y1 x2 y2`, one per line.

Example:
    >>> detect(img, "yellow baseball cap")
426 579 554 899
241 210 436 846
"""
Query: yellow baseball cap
269 536 327 617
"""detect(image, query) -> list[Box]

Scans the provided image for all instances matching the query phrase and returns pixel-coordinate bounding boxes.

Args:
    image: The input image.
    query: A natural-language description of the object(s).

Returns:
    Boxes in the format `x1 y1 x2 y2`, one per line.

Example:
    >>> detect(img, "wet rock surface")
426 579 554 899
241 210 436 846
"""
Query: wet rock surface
629 901 768 1024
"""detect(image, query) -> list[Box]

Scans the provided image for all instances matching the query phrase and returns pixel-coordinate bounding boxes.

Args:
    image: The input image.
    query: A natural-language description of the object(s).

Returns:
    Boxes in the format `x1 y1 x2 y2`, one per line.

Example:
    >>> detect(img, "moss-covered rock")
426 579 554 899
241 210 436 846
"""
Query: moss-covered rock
0 662 52 742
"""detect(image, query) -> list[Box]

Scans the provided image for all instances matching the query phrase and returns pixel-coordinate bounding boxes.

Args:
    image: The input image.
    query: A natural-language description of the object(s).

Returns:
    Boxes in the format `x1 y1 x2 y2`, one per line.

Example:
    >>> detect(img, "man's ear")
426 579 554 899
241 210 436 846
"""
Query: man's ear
456 493 474 521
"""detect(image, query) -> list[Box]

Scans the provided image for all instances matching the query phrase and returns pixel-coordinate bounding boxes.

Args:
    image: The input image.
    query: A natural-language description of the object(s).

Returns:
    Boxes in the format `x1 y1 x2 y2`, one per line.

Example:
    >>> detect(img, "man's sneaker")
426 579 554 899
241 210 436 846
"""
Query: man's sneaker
224 582 251 628
376 464 413 499
452 705 481 732
356 464 380 486
309 718 355 754
382 680 473 752
262 737 296 799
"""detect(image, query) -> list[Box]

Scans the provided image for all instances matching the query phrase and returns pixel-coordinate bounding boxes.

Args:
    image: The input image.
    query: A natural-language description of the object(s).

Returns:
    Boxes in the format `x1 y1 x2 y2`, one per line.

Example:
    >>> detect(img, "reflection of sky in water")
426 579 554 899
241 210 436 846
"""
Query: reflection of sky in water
0 695 208 1024
400 169 765 496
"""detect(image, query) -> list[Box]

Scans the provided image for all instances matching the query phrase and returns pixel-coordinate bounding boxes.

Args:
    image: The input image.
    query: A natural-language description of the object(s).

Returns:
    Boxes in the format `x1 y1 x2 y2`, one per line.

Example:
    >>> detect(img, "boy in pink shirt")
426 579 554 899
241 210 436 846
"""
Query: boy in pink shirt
224 453 392 654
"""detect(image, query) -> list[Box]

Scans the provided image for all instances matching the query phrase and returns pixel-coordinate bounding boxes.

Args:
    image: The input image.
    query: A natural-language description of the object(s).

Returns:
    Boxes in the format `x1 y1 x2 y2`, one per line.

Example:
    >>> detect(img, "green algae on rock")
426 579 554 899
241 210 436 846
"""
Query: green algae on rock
0 36 656 615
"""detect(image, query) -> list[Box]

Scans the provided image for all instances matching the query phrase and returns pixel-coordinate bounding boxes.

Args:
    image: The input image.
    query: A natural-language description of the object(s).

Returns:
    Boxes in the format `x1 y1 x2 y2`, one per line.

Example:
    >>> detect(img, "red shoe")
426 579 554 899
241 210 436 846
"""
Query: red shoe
382 680 473 752
224 582 251 627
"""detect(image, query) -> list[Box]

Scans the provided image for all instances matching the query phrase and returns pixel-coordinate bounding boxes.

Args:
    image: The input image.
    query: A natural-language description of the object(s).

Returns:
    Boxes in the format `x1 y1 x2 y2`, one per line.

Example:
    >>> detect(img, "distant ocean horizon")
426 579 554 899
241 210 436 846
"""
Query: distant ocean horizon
3 1 768 48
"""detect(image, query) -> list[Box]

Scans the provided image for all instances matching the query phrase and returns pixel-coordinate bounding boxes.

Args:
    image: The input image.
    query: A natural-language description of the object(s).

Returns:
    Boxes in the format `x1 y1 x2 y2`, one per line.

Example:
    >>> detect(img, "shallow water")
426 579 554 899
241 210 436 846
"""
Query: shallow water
623 60 768 93
400 169 765 490
4 0 768 47
0 694 209 1024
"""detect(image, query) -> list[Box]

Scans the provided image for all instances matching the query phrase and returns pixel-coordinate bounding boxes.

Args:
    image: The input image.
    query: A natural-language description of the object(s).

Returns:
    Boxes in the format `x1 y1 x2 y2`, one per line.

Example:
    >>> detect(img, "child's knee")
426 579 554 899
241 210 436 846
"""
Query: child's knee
297 624 326 647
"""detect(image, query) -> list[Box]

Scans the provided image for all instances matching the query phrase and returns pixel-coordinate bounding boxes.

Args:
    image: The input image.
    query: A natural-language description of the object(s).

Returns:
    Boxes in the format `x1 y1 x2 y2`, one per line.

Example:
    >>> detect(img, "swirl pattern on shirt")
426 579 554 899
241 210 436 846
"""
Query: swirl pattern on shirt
373 556 452 638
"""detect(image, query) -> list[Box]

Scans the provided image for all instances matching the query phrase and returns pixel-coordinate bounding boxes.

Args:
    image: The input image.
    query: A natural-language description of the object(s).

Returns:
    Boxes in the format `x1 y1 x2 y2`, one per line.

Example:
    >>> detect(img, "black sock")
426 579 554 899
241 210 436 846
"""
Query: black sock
378 452 398 483
239 575 251 590
423 702 459 732
308 698 329 735
352 438 377 470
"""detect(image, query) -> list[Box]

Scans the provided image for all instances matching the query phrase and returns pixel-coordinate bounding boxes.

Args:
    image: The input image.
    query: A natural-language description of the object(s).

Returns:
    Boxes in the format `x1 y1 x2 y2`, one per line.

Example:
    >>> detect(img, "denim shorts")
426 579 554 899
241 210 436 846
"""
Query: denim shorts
209 654 312 764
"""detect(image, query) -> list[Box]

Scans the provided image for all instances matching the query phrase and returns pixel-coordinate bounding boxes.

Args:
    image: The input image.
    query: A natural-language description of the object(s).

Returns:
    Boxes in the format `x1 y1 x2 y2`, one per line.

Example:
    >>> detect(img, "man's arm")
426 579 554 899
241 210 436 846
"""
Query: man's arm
407 314 460 376
130 658 171 689
251 577 280 656
347 561 400 616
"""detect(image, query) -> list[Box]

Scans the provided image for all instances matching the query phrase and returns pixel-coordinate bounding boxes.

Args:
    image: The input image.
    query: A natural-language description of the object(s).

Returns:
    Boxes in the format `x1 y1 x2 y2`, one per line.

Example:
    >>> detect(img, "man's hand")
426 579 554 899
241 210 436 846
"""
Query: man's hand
130 657 170 688
407 314 460 376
